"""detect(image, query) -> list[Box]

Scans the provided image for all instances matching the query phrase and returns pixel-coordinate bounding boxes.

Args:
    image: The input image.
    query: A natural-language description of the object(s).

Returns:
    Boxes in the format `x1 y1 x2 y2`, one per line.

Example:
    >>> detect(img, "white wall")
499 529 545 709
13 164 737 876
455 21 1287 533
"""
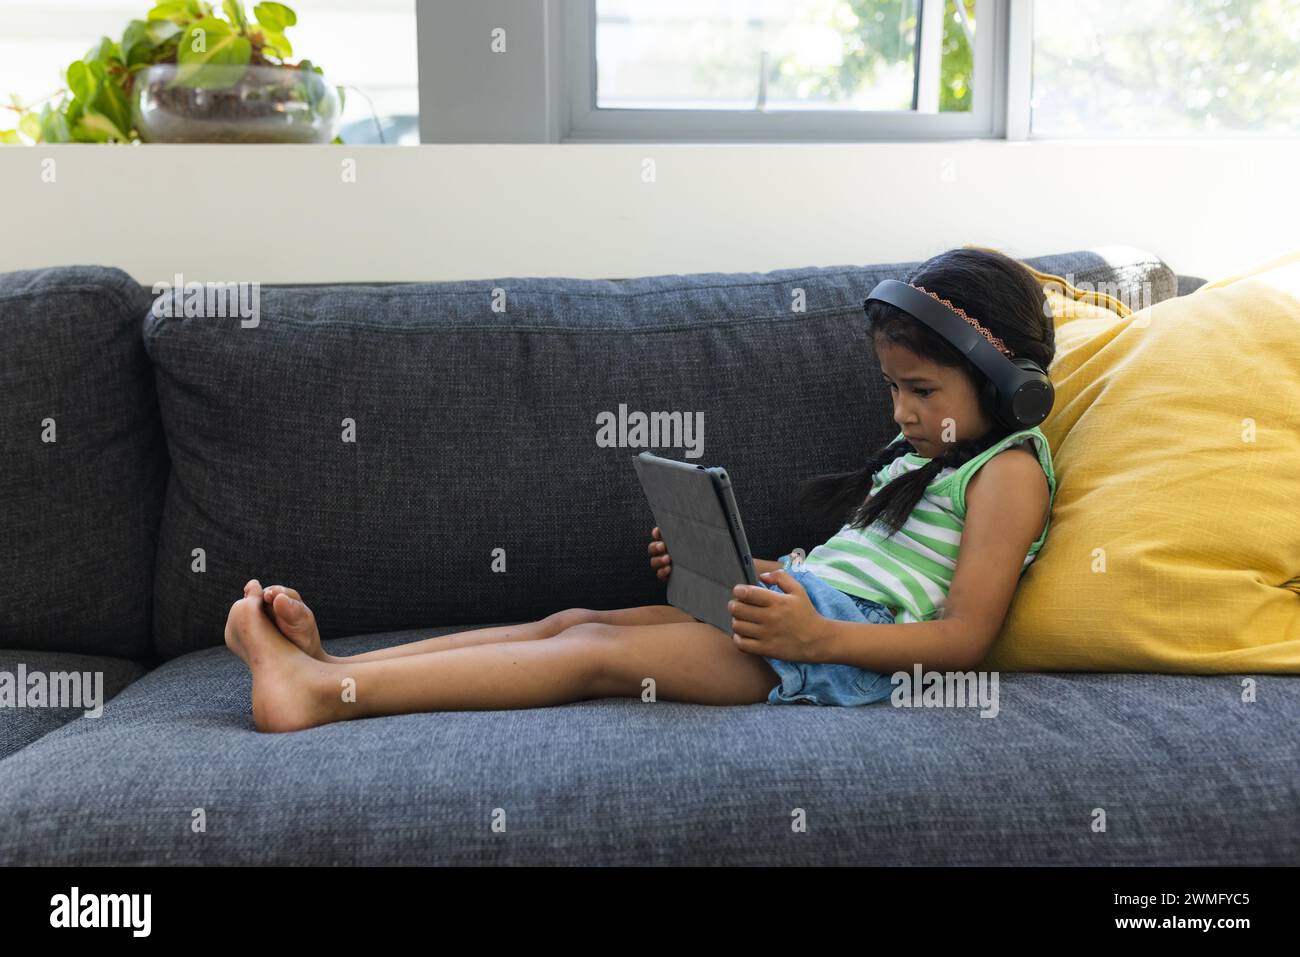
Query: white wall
2 139 1297 285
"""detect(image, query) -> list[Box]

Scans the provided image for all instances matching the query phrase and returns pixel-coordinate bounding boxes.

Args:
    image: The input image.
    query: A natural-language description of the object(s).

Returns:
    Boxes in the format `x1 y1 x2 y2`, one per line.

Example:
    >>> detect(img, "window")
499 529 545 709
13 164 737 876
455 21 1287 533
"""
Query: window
568 0 1001 141
595 0 976 113
8 0 1297 144
565 0 1300 141
1031 0 1300 137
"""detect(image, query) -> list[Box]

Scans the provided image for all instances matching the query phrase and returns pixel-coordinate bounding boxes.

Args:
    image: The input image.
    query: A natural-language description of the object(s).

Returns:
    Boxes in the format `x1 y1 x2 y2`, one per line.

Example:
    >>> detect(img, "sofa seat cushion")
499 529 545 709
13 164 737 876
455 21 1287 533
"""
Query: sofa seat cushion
0 625 1294 865
0 649 146 760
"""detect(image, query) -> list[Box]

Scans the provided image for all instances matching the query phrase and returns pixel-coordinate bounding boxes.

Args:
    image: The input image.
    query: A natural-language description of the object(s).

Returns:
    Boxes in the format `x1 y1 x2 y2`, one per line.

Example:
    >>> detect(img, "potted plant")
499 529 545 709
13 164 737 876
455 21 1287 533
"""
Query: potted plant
1 1 343 144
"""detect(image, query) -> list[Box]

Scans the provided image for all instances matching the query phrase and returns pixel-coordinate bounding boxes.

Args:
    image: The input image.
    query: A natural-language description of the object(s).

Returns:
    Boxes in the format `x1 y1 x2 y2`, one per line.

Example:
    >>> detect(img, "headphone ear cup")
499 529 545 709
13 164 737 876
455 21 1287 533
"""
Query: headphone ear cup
980 359 1052 430
981 377 1007 427
986 359 1050 428
1009 358 1055 426
1012 357 1047 377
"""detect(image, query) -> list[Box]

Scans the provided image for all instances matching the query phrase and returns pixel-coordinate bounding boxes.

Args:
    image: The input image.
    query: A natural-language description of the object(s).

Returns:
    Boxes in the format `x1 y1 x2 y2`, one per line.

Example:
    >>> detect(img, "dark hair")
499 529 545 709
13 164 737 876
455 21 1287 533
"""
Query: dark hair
793 245 1056 538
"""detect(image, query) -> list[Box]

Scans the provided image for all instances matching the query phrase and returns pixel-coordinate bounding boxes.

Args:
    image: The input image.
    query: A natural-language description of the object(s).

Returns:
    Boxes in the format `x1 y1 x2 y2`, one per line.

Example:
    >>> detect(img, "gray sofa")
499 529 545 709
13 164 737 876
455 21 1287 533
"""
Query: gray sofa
2 249 1296 866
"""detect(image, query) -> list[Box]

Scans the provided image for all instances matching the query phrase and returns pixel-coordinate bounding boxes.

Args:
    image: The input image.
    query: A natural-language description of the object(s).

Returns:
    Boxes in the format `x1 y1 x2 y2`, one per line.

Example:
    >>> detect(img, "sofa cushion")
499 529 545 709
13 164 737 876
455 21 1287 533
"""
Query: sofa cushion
981 251 1300 672
0 649 146 760
0 267 167 658
0 624 1294 864
142 248 1176 659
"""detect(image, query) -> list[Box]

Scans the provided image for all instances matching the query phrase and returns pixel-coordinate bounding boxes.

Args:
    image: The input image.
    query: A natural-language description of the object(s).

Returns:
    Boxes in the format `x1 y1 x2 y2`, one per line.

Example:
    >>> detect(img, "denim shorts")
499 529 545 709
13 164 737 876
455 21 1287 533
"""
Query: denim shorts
757 565 896 707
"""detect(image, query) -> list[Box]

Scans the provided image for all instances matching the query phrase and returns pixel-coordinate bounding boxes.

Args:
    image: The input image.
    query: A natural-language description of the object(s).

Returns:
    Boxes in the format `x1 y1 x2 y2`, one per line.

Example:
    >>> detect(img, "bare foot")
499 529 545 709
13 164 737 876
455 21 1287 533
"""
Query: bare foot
223 591 339 732
242 580 332 662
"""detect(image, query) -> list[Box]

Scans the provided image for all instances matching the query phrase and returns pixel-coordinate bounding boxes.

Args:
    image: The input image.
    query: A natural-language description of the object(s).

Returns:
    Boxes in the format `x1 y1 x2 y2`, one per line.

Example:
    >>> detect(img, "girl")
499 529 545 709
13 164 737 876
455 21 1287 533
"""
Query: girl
224 246 1057 732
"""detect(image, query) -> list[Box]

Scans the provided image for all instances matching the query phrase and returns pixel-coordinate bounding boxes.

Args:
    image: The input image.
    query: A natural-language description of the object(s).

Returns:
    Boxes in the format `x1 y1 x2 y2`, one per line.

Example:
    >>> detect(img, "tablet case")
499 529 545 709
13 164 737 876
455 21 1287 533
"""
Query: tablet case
632 452 761 635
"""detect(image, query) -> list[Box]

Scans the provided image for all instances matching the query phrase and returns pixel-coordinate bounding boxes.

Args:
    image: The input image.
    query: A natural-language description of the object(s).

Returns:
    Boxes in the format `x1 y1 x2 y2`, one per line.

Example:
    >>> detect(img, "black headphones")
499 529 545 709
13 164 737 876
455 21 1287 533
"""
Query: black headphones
864 279 1054 430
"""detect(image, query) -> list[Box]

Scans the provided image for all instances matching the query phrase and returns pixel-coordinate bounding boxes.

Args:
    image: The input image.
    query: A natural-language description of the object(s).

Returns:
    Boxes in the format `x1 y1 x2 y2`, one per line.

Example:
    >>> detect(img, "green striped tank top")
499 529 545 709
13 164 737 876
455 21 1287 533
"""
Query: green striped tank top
799 425 1057 625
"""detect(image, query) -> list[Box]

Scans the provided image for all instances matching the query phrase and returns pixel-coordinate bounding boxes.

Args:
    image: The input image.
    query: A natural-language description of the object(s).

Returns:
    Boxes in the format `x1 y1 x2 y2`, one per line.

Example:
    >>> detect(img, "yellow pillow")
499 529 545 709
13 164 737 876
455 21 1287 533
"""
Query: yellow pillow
976 251 1300 673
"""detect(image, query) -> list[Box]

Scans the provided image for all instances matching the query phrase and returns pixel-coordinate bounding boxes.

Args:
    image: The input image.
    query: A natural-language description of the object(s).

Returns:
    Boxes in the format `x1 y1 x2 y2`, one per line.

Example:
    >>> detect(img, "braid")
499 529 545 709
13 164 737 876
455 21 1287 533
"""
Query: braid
790 435 910 533
844 427 1008 538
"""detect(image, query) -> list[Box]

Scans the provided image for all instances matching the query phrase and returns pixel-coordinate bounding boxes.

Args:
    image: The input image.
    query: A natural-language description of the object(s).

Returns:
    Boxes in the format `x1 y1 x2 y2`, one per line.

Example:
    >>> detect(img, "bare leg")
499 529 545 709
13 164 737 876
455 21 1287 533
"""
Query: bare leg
223 594 779 732
334 605 698 663
578 620 782 705
249 579 696 664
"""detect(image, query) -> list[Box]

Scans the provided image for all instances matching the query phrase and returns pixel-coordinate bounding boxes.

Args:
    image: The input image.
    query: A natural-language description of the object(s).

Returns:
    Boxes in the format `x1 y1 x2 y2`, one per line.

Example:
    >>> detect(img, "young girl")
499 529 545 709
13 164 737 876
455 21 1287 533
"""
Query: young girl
225 246 1057 732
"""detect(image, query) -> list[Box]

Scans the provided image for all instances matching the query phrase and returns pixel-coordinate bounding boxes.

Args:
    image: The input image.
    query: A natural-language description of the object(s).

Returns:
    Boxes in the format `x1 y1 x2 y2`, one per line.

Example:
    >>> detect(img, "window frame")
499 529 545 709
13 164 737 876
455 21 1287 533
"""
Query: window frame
557 0 1023 143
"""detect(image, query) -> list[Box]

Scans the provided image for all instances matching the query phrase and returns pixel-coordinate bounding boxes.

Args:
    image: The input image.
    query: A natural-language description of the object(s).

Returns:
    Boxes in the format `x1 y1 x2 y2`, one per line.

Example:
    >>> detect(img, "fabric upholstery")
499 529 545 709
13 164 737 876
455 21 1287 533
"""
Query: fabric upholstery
0 266 167 658
0 624 1294 865
142 249 1176 659
0 649 146 760
982 252 1300 672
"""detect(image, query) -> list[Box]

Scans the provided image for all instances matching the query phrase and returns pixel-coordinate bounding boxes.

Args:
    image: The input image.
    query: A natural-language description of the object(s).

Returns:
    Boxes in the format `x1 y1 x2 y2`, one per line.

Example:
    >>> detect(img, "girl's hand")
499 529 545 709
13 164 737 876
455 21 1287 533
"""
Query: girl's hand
648 526 672 581
728 570 830 662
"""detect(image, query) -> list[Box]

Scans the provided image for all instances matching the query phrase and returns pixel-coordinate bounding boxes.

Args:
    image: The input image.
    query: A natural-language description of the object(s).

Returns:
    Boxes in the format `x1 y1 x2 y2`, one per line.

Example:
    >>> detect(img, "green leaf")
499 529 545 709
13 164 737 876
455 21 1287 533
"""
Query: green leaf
18 111 41 140
258 27 291 59
150 19 184 42
71 118 108 143
253 1 296 32
79 109 131 142
175 16 252 89
152 34 182 65
66 60 132 138
222 0 247 31
38 104 71 143
148 0 204 23
122 18 181 66
0 129 22 144
66 60 96 103
121 20 149 66
94 74 133 139
83 36 121 65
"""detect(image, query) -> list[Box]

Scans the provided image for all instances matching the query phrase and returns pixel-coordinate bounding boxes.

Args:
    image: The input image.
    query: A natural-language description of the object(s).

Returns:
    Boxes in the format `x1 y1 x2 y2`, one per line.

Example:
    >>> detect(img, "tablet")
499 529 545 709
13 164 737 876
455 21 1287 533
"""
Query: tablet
632 451 761 635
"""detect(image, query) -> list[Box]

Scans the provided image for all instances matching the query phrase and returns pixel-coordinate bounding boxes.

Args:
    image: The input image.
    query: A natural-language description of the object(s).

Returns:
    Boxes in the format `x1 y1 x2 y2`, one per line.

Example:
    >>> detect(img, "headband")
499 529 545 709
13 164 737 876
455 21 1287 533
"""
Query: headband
909 284 1015 358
